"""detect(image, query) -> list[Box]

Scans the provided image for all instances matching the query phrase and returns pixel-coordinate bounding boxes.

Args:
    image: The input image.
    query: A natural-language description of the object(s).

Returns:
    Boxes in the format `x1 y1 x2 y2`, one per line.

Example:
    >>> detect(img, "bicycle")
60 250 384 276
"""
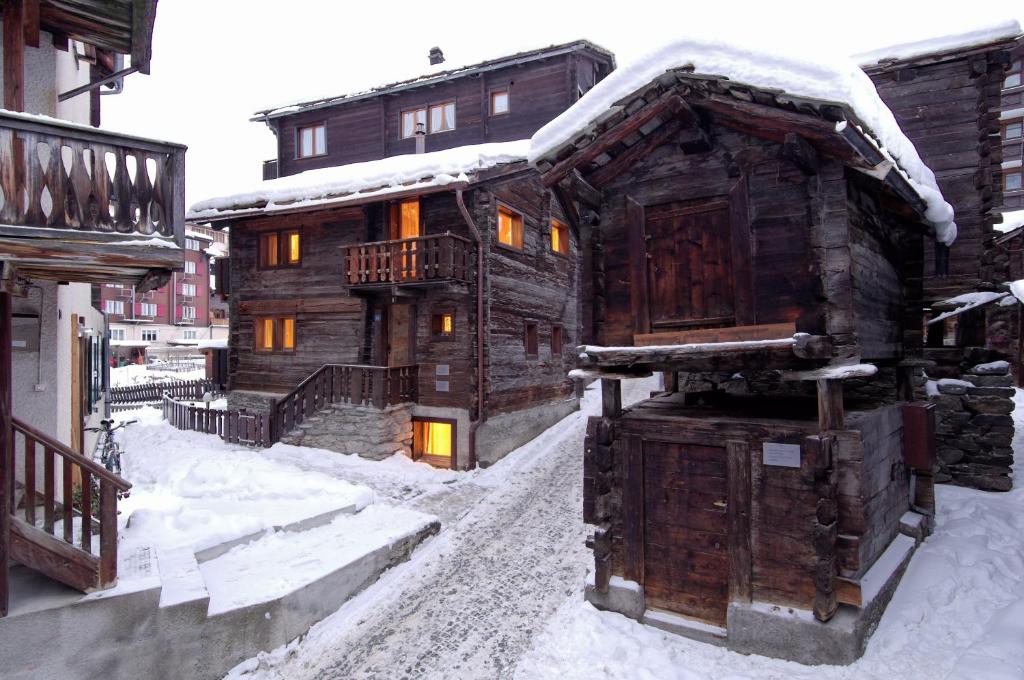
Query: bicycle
85 418 137 476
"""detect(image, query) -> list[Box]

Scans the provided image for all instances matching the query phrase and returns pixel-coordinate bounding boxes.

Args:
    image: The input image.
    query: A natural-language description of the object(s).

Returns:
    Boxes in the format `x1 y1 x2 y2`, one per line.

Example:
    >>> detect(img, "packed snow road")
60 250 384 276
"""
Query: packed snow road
228 379 656 680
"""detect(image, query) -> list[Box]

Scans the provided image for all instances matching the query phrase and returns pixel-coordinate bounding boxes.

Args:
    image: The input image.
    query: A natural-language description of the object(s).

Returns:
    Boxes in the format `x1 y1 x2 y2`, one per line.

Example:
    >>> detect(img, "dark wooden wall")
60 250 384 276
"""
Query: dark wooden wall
274 50 612 178
866 49 1007 295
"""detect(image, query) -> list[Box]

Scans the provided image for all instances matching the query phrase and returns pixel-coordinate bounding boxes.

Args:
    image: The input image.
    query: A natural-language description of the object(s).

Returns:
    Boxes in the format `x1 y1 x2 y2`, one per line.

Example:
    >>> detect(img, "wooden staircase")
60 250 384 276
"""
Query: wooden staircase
2 418 131 616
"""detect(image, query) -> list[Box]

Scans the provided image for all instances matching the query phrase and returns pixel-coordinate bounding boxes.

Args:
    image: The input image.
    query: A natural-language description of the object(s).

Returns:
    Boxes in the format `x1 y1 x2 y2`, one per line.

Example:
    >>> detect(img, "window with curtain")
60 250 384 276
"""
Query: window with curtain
498 205 524 249
402 108 427 138
429 102 456 133
413 419 454 467
297 123 326 158
490 89 509 115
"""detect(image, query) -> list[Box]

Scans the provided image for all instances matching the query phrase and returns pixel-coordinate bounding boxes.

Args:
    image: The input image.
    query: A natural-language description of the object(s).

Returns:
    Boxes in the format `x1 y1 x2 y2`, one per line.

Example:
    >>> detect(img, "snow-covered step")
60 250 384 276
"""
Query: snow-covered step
199 504 439 616
157 546 209 609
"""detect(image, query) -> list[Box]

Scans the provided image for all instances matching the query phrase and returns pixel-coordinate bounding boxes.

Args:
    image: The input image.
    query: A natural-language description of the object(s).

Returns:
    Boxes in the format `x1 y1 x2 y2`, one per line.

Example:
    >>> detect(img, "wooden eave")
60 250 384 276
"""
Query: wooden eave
535 69 932 223
859 35 1020 75
575 334 833 376
35 0 157 74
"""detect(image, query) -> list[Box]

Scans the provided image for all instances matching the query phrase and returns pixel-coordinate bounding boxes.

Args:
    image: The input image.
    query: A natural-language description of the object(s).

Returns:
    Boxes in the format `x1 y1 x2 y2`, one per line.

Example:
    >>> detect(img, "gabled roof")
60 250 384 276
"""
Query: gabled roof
855 19 1021 69
188 140 530 222
252 39 614 122
529 34 957 245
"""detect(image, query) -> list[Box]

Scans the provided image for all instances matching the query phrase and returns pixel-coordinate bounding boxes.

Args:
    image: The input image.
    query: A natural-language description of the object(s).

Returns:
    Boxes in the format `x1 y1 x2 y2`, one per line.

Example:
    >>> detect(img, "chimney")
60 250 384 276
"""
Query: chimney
415 122 426 154
429 46 445 66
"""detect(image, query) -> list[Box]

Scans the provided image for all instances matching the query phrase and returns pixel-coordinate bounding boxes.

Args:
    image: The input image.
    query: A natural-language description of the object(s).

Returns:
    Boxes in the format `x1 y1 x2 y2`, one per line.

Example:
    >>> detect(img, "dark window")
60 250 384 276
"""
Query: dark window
551 325 563 356
432 311 454 338
297 123 326 158
255 316 295 352
490 89 509 116
259 230 301 268
1006 60 1021 89
525 321 538 359
498 205 524 250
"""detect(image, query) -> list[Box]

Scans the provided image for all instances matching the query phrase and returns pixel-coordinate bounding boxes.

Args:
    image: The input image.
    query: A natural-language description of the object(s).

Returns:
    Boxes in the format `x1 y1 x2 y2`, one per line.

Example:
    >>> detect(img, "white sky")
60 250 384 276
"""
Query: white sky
99 0 1022 207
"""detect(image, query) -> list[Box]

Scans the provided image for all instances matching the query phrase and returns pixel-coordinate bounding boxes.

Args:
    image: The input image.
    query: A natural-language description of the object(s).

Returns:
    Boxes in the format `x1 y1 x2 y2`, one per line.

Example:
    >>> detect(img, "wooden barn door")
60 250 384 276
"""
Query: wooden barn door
643 200 734 330
387 303 414 366
643 440 730 625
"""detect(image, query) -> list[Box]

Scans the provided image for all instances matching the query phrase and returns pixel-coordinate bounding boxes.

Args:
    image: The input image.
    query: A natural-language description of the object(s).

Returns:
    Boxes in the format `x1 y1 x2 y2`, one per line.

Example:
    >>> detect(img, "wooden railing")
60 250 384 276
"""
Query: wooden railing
0 110 185 244
276 364 419 437
9 418 131 592
163 396 273 448
111 378 219 405
344 233 472 286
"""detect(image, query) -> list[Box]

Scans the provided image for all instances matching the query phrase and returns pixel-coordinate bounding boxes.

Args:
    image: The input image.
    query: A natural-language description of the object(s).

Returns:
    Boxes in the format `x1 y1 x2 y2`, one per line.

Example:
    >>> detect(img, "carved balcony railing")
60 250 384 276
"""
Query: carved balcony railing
0 110 185 246
344 233 472 287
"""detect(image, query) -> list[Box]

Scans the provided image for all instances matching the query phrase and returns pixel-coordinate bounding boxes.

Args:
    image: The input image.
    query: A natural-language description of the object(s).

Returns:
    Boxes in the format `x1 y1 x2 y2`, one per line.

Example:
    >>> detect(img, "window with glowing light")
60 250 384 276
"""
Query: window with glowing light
259 230 302 268
551 219 568 256
255 316 295 352
432 311 454 338
497 205 524 250
413 418 455 468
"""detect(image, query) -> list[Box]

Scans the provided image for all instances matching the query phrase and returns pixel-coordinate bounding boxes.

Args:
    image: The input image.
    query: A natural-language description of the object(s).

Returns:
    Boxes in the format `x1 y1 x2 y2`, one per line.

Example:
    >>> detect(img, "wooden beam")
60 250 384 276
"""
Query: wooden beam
633 324 796 348
0 236 184 272
600 378 621 418
238 297 363 315
726 440 752 604
816 379 844 431
22 0 39 48
568 171 602 209
541 91 686 187
782 132 819 175
622 434 644 584
587 117 684 188
550 181 581 241
0 290 10 617
3 0 26 111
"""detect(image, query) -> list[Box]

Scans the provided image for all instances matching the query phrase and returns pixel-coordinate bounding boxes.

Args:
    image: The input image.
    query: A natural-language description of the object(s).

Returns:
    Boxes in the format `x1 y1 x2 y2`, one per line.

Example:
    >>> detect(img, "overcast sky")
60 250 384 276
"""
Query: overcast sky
100 1 1022 207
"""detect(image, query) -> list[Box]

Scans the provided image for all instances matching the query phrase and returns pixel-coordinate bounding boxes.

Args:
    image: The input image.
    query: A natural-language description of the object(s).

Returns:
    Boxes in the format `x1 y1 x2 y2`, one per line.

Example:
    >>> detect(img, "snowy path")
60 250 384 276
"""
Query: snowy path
229 379 656 680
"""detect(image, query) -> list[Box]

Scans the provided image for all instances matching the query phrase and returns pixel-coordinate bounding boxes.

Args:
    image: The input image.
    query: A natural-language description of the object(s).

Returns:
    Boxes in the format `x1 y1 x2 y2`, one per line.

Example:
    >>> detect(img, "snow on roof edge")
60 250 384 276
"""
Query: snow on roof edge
996 209 1024 234
854 19 1021 67
527 34 959 245
188 140 531 220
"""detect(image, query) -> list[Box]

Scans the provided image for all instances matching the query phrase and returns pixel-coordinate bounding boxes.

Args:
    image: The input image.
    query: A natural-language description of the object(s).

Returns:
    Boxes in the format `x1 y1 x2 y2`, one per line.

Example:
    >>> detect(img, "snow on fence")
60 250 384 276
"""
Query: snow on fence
111 379 219 405
162 395 273 447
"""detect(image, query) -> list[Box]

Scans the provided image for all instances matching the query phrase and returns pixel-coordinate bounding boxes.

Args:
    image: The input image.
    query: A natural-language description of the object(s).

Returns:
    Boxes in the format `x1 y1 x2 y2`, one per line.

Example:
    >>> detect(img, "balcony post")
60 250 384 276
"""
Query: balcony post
0 288 12 617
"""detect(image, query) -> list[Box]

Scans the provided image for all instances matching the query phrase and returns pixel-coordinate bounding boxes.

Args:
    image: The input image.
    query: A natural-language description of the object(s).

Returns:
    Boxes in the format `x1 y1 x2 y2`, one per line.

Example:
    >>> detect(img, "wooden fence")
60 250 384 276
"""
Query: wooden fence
162 395 273 448
111 379 218 405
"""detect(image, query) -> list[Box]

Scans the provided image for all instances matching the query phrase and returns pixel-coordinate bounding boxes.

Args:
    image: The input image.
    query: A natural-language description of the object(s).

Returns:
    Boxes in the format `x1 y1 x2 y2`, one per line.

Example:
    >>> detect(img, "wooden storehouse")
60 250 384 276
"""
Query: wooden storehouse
529 42 947 664
859 25 1021 491
189 43 614 469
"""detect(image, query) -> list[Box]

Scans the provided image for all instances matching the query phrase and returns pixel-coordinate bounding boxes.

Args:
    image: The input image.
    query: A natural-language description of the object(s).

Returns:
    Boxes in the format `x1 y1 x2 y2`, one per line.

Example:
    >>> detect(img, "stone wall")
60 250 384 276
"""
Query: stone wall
280 402 413 460
929 360 1015 491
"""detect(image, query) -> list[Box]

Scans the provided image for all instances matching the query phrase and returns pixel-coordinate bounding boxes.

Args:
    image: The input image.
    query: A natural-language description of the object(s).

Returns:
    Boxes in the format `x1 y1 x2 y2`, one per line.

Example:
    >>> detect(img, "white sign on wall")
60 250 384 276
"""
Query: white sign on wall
762 442 801 468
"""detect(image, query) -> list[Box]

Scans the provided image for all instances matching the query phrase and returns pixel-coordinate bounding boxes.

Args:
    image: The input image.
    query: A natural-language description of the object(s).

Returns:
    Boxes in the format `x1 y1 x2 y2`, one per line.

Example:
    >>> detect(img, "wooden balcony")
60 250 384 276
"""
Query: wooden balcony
0 110 185 290
344 233 472 288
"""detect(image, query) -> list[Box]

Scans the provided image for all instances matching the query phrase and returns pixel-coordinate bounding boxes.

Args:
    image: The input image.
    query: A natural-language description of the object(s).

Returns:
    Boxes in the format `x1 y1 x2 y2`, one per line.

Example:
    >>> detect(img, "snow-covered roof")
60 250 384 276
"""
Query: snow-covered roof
188 140 530 221
928 291 1009 324
528 34 959 245
253 40 613 121
197 338 227 350
854 19 1021 67
996 209 1024 234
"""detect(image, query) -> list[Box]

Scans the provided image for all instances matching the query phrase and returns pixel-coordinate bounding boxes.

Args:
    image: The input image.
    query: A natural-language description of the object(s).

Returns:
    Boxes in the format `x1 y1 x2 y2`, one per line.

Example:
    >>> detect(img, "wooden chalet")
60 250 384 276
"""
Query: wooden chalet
190 42 615 469
1 0 186 616
859 25 1022 491
530 42 946 664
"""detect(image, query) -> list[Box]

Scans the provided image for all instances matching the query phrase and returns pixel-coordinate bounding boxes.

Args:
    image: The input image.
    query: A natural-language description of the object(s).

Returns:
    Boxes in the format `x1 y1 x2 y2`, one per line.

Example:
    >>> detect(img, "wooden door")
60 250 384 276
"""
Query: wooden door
387 304 414 366
643 440 729 625
644 200 734 330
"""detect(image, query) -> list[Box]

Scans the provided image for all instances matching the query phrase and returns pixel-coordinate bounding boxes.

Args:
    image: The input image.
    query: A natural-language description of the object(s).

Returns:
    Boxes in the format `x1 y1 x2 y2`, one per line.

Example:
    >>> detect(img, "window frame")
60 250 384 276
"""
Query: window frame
141 329 158 342
103 300 124 315
431 309 455 339
489 88 510 116
428 101 456 134
1006 60 1022 89
412 417 457 469
1006 169 1023 192
1003 118 1023 142
138 302 157 317
184 260 197 274
401 107 427 139
550 218 569 257
551 324 563 356
254 316 297 353
109 328 126 341
295 122 327 159
258 229 302 269
496 203 525 251
185 238 201 251
524 320 539 359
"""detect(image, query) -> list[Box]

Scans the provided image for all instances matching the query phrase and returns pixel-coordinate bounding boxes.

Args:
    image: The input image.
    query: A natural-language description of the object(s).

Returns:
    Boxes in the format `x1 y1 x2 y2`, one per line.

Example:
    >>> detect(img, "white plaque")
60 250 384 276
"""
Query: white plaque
762 442 801 468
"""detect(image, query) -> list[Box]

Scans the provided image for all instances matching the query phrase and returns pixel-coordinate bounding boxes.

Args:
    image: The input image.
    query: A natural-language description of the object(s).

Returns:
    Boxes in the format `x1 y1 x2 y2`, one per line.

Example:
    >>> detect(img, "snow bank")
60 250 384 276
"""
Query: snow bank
110 362 205 387
188 140 529 219
515 390 1024 680
528 32 958 245
118 407 374 555
854 19 1021 66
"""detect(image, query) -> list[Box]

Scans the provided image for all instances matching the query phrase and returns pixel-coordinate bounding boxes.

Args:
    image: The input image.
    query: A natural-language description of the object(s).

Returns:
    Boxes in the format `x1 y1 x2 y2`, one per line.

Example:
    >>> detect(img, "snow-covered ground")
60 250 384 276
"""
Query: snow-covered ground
515 393 1024 680
110 361 205 387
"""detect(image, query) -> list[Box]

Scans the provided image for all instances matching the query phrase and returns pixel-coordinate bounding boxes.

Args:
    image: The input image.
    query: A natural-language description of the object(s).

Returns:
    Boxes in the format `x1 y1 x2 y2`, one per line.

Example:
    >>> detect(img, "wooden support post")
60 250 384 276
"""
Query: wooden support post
0 290 11 617
806 434 838 622
726 441 752 604
663 371 678 393
3 0 26 112
601 378 621 419
816 378 844 431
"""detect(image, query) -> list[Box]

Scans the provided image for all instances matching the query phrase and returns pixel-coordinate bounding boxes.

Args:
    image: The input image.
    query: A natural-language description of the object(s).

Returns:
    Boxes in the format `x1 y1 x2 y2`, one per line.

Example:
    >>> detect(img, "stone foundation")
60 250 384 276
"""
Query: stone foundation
929 360 1015 491
279 402 413 460
225 390 282 413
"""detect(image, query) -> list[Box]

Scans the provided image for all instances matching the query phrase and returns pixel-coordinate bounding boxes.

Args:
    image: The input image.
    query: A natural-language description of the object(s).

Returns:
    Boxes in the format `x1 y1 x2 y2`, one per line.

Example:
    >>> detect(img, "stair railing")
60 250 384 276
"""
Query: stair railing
9 418 131 589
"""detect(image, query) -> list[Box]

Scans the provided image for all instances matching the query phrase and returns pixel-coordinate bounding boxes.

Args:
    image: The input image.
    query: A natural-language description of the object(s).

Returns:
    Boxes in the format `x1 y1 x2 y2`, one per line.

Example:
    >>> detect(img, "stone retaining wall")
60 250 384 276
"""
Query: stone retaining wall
929 360 1015 491
280 402 413 459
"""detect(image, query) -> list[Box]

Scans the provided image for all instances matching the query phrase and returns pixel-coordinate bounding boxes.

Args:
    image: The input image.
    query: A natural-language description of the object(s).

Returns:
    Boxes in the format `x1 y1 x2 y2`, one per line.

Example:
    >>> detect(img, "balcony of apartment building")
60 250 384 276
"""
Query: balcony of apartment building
0 110 187 287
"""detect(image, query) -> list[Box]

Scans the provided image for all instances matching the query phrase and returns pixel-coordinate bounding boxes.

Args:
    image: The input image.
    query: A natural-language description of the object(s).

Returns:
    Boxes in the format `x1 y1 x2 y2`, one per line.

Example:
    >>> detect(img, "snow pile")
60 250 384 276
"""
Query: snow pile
110 362 205 387
528 32 958 244
854 19 1021 66
1009 280 1024 305
928 291 1009 324
973 360 1011 375
188 140 529 219
200 504 437 615
997 209 1024 234
515 392 1024 680
117 407 374 555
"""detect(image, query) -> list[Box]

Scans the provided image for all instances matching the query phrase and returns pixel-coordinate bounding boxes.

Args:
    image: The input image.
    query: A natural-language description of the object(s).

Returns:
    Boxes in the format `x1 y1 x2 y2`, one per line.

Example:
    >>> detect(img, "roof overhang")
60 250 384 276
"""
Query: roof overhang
37 0 158 74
